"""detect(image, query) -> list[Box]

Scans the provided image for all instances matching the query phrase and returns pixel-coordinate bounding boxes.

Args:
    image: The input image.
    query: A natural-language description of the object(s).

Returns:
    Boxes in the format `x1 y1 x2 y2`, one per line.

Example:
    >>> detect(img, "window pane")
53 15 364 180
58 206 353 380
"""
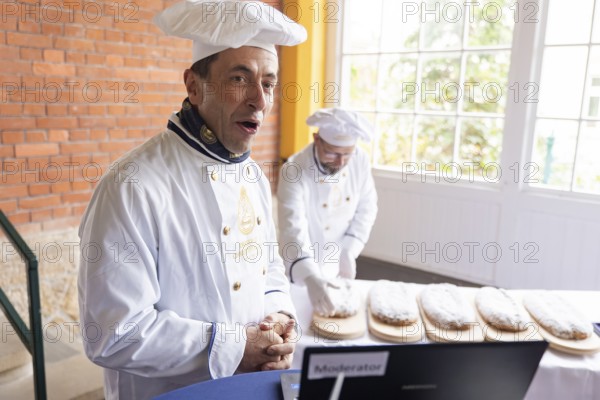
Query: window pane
467 0 515 47
421 0 463 50
378 55 417 110
343 0 382 53
458 117 503 170
415 116 455 166
573 121 600 194
420 53 461 112
341 55 378 110
374 113 413 168
537 46 588 119
463 51 511 114
584 46 600 118
531 119 579 190
545 0 594 45
380 0 420 51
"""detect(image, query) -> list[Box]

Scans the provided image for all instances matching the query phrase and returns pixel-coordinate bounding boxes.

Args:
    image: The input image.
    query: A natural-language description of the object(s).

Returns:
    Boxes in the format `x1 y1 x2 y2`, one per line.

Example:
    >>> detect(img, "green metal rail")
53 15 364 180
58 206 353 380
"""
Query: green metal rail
0 210 47 400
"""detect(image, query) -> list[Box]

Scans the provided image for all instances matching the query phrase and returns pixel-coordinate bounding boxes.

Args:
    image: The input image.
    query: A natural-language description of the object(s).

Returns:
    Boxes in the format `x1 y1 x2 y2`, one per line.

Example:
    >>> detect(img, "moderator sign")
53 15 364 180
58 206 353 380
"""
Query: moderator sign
307 351 390 380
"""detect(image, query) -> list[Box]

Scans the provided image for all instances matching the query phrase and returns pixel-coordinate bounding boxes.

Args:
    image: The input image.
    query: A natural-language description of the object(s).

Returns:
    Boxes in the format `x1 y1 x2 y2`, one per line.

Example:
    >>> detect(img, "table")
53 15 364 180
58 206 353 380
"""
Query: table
156 281 600 399
290 281 600 400
153 369 294 400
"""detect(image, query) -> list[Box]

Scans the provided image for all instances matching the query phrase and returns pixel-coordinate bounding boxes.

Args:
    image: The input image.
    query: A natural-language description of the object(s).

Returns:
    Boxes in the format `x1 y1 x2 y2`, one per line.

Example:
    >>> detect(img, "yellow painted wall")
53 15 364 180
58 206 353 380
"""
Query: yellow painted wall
279 0 327 160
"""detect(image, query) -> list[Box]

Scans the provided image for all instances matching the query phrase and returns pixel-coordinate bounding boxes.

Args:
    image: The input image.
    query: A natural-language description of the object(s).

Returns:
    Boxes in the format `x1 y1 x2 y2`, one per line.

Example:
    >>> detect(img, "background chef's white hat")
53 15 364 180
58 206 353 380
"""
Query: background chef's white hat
307 108 373 147
154 0 307 63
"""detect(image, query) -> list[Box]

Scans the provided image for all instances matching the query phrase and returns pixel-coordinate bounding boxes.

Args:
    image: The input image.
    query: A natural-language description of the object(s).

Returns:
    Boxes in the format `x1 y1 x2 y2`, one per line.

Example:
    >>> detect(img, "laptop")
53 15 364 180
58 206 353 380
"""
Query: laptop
281 341 547 400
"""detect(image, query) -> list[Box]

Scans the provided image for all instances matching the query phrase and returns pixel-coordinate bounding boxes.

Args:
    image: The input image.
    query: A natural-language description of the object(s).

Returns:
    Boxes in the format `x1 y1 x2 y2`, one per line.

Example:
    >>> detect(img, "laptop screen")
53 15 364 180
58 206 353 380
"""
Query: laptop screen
297 341 548 400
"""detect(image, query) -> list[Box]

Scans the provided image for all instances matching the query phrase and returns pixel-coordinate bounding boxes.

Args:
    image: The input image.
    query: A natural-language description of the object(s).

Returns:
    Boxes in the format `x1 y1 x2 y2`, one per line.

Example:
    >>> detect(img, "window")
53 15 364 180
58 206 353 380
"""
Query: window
530 0 600 194
338 0 600 195
340 0 516 181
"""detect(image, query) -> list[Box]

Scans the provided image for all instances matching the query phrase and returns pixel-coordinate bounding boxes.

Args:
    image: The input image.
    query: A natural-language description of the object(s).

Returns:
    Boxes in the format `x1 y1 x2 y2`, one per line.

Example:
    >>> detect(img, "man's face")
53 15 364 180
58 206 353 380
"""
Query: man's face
314 134 356 175
184 47 278 154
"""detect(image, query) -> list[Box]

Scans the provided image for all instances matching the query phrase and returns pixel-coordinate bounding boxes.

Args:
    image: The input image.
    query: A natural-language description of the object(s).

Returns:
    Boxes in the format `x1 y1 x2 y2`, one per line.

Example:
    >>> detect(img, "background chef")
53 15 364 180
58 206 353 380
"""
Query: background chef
77 1 306 399
277 108 378 316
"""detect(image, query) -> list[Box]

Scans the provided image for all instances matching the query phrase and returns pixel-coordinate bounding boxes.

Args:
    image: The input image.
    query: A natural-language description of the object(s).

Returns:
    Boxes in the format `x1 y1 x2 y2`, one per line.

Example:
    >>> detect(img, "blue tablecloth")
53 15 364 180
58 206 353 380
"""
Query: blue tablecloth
154 369 299 400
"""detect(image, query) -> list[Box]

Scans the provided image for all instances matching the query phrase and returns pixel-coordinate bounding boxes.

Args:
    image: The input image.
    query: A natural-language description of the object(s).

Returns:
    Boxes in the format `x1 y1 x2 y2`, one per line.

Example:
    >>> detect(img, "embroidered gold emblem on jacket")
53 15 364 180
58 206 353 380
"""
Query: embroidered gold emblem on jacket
238 186 256 235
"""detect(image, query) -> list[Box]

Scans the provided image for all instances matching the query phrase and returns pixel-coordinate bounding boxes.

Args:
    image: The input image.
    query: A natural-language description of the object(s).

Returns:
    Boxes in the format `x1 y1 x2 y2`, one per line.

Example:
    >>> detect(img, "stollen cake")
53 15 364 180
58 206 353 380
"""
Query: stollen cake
420 283 474 330
475 287 529 332
523 291 592 340
369 280 419 326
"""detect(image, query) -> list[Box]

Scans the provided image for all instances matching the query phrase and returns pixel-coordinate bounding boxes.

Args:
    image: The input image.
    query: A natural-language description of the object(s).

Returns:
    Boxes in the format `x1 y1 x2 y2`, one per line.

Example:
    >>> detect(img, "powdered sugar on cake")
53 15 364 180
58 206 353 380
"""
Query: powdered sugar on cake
369 280 419 326
475 287 529 332
523 291 592 340
420 283 475 330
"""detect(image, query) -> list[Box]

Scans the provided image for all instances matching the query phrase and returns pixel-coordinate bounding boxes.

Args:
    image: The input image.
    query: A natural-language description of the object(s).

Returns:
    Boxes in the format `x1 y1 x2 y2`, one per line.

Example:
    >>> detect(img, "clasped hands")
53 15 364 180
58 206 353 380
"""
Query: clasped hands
238 312 297 373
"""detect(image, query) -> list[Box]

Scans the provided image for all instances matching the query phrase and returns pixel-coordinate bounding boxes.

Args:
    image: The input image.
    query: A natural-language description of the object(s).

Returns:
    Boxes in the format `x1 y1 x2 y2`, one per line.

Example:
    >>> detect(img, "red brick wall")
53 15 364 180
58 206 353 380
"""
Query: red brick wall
0 0 283 235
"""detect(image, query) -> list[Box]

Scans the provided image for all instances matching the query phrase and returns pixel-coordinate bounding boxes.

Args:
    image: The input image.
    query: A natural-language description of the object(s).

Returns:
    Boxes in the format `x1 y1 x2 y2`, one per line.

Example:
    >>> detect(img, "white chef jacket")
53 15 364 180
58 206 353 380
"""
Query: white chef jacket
78 122 295 399
276 143 378 282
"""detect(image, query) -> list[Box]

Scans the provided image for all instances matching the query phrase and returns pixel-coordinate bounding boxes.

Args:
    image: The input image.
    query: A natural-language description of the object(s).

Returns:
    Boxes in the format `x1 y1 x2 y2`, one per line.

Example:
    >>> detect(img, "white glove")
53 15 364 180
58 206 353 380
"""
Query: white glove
338 248 357 279
305 274 339 316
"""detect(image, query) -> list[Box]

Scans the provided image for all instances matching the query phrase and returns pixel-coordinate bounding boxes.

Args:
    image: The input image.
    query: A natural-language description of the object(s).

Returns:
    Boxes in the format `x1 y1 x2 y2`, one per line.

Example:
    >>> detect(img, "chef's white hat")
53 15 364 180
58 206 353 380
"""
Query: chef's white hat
154 0 307 63
307 108 373 147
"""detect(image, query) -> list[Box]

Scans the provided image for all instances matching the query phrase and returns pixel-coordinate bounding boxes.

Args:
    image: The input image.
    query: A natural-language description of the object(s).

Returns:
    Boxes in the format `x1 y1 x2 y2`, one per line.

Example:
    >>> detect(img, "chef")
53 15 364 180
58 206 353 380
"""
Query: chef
77 1 306 399
277 108 378 316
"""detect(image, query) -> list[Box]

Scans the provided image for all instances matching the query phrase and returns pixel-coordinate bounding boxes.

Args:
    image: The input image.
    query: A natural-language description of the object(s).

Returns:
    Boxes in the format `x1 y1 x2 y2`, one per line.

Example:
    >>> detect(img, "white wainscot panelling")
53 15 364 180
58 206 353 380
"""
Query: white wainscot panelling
363 178 501 285
497 211 600 290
